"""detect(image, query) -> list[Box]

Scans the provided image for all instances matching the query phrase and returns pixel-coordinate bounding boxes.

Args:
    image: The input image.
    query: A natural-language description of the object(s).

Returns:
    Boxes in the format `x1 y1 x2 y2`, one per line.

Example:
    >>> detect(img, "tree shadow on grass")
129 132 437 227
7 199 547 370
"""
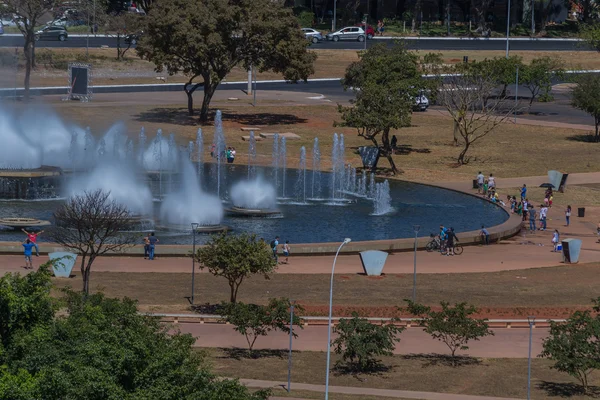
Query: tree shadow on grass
134 107 199 126
332 361 394 382
219 111 307 126
402 353 481 368
220 347 290 361
393 144 431 155
189 302 225 314
566 134 600 143
538 381 600 398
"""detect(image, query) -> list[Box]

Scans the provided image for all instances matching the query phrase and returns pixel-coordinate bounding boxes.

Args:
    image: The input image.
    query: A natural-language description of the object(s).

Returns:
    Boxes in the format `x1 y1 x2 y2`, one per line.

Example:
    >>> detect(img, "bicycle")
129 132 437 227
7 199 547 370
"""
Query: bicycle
425 234 463 255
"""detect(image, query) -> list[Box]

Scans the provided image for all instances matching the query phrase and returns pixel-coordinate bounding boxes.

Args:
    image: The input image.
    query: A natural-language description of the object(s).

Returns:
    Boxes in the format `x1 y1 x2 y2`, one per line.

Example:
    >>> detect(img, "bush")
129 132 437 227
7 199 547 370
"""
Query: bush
297 11 314 28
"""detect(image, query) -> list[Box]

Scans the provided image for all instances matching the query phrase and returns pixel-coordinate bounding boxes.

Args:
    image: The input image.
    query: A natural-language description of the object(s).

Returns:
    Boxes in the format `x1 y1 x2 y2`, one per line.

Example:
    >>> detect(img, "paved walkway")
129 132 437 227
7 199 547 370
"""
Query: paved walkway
253 379 519 400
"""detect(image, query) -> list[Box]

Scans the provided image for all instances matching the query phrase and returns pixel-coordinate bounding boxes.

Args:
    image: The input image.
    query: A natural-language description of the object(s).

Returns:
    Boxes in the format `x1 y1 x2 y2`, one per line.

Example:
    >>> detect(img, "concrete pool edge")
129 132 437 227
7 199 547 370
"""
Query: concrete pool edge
0 180 522 257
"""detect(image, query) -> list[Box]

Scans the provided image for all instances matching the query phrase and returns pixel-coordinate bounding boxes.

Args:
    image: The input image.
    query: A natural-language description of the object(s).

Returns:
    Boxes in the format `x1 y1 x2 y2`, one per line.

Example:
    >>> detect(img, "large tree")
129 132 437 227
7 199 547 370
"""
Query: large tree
4 0 55 100
337 43 437 175
520 56 564 108
571 74 600 142
137 0 317 122
50 190 136 295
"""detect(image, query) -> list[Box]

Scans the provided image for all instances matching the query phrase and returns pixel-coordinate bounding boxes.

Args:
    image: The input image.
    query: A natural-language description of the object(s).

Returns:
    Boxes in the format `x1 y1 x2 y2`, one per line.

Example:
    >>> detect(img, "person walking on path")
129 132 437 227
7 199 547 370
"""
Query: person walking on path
282 240 291 264
520 184 527 202
476 171 484 194
143 235 150 259
445 228 459 256
552 229 560 252
565 205 572 227
21 228 43 256
528 205 537 233
270 236 280 263
22 239 36 270
148 232 159 260
539 204 548 231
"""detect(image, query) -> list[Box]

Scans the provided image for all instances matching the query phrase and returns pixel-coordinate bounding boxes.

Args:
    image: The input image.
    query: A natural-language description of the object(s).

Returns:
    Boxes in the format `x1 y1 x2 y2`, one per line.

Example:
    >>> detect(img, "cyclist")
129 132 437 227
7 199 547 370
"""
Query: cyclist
445 227 459 256
439 225 448 254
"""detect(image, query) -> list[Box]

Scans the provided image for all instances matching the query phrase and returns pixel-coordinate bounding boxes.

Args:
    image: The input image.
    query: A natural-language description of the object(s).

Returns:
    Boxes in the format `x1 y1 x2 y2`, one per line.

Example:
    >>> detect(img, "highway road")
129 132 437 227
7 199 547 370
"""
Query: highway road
0 34 590 51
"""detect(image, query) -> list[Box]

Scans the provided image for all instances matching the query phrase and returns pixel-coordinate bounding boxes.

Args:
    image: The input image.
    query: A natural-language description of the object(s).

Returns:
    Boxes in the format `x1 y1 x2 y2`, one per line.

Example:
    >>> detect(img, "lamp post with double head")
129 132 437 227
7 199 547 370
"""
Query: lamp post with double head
324 238 351 400
527 316 536 400
190 223 199 305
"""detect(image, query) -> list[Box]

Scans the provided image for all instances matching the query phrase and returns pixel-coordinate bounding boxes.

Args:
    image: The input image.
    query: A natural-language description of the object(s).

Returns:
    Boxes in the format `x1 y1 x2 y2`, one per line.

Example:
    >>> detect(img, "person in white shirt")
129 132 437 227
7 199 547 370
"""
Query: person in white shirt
476 172 484 194
552 230 560 252
488 173 495 189
539 204 548 231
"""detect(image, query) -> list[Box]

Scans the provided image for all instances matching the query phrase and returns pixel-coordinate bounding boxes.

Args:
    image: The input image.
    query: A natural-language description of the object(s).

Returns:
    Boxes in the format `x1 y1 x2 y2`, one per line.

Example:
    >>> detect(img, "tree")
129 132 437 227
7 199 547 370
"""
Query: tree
4 0 55 101
337 43 438 175
581 23 600 51
195 233 277 303
0 264 54 352
540 300 600 394
221 298 304 356
439 69 519 165
332 312 404 373
571 74 600 143
106 12 145 60
137 0 316 122
50 190 136 295
405 301 494 364
520 56 564 108
2 290 270 399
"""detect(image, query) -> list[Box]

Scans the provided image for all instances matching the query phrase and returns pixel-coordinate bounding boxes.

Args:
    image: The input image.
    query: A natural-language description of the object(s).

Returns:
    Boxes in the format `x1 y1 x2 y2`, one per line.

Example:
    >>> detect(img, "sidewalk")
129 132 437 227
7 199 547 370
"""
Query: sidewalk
245 379 520 400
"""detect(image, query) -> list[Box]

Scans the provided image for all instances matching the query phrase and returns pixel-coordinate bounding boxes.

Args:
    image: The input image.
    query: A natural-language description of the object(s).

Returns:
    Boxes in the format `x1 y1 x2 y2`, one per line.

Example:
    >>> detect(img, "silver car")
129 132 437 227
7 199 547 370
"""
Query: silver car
326 26 365 42
302 28 324 44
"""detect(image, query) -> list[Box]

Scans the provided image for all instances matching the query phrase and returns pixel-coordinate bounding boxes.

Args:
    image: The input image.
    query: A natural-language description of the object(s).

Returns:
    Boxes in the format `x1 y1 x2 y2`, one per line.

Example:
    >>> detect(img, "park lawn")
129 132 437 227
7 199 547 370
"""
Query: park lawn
52 264 600 316
204 348 599 399
24 100 600 182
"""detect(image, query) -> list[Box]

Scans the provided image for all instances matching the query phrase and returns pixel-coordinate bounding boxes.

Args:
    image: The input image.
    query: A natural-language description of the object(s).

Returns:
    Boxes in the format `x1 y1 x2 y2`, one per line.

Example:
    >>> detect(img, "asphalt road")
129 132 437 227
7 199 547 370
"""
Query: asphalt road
0 34 591 51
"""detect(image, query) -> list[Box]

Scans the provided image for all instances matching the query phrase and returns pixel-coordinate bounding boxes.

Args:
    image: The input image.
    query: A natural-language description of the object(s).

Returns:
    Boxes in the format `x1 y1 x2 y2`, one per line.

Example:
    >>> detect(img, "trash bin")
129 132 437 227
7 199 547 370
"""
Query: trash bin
472 179 478 189
578 207 585 217
562 238 582 264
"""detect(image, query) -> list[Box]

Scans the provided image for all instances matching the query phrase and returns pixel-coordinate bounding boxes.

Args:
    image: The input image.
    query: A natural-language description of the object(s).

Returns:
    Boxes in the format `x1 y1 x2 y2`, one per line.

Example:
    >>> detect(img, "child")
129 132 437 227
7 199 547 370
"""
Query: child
282 240 291 264
483 181 488 196
549 195 553 207
22 239 36 270
552 230 560 252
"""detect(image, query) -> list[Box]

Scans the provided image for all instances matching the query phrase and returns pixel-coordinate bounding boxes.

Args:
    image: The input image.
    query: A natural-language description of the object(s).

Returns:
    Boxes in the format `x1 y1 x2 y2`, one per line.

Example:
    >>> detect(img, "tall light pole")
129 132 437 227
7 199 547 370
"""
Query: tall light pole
505 0 511 58
332 0 338 32
531 0 535 36
527 316 535 400
191 223 199 305
412 225 420 302
324 238 351 400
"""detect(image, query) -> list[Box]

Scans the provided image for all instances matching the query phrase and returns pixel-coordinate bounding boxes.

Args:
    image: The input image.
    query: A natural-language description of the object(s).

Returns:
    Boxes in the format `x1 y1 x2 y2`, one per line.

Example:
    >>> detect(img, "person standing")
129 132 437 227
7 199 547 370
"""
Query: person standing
439 225 448 254
282 240 291 264
539 204 548 231
552 229 560 252
270 236 280 263
476 171 484 194
565 205 572 227
21 229 43 257
528 205 537 233
488 173 495 190
143 235 150 259
445 228 459 256
22 239 36 270
148 232 159 260
520 184 527 202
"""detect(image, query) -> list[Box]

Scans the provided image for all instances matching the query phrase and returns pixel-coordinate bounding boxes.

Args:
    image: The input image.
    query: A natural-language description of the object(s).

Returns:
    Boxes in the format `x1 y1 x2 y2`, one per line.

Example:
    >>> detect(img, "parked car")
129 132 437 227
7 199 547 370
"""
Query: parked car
35 25 68 41
413 91 429 111
355 23 375 39
302 27 324 43
326 26 365 42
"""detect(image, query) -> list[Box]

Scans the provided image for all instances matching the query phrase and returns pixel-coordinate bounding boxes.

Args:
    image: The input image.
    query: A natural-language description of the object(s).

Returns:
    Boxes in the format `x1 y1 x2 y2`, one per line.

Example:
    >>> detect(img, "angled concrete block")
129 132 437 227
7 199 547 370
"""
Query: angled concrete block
562 238 582 264
547 170 563 191
359 250 388 276
49 252 77 278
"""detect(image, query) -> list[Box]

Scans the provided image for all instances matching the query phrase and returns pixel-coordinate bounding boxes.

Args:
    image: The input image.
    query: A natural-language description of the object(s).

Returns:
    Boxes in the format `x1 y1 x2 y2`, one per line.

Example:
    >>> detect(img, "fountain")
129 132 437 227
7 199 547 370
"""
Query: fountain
294 146 307 204
213 110 226 198
368 173 376 199
138 127 146 169
330 133 339 200
227 177 280 217
248 131 257 179
280 137 287 198
372 180 393 215
272 133 280 193
311 137 321 199
196 128 203 179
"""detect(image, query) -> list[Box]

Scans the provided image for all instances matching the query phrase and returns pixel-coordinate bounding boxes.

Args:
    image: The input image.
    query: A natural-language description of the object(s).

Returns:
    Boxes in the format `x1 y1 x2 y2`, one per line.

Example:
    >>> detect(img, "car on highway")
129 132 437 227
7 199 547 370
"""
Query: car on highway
326 26 366 42
302 28 324 43
0 24 3 35
355 23 375 39
35 25 68 41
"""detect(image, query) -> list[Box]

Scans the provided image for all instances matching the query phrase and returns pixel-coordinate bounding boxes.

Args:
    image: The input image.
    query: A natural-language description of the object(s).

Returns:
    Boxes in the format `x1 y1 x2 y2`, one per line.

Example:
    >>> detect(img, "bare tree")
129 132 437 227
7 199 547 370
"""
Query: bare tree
51 190 136 294
439 74 519 165
106 13 145 60
4 0 55 100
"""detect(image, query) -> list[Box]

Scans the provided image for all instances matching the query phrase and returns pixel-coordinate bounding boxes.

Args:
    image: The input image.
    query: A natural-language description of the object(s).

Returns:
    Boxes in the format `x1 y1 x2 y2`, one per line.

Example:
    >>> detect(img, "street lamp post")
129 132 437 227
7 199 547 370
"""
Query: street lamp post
527 316 535 400
324 238 352 400
531 0 535 36
412 225 420 302
191 223 199 305
332 0 338 32
505 0 511 58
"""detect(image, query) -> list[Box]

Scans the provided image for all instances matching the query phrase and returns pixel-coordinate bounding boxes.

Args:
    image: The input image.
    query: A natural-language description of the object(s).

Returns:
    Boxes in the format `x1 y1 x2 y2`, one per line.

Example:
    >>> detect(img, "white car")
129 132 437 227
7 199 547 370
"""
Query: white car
302 28 324 43
414 92 429 111
326 26 366 42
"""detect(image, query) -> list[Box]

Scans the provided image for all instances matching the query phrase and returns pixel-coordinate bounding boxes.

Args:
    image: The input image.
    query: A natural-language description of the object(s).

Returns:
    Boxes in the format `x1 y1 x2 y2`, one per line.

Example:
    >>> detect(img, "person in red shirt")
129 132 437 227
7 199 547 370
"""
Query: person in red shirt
21 229 43 257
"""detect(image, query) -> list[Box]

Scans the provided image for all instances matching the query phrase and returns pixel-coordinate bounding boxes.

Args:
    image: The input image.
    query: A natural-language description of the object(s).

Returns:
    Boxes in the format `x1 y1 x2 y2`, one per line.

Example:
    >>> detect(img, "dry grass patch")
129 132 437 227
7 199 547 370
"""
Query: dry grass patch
205 348 600 399
51 264 600 316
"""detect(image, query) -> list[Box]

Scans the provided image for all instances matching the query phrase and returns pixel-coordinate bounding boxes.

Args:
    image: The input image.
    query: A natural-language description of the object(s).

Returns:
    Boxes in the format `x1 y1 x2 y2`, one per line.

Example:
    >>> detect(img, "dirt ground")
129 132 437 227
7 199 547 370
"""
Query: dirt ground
51 264 600 318
204 348 600 400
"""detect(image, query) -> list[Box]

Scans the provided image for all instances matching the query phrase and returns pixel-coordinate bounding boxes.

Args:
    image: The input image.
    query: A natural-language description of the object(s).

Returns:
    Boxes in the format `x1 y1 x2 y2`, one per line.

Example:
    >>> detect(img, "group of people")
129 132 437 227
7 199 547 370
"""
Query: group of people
270 236 291 264
21 229 43 270
438 225 460 256
209 145 237 164
143 233 159 260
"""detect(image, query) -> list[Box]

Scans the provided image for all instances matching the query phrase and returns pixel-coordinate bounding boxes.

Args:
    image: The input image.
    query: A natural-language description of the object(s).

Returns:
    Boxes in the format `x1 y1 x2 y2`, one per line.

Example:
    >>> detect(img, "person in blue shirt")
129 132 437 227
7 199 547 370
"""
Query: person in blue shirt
439 225 448 253
520 184 527 202
270 236 280 263
22 239 36 269
480 225 490 245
